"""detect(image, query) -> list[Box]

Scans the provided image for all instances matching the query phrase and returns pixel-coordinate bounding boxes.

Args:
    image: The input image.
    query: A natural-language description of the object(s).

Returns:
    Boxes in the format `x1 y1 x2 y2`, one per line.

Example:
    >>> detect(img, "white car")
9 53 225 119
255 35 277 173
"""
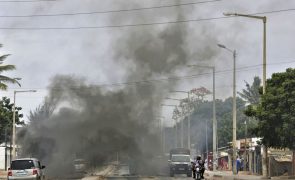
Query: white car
8 158 46 180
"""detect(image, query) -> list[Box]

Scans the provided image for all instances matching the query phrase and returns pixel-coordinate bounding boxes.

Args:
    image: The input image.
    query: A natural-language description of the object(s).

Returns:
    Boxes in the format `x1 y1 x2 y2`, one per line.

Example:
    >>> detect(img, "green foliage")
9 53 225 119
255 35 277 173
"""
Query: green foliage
186 97 248 153
238 76 261 105
246 68 295 150
0 97 23 143
0 44 21 90
217 97 249 148
28 100 55 124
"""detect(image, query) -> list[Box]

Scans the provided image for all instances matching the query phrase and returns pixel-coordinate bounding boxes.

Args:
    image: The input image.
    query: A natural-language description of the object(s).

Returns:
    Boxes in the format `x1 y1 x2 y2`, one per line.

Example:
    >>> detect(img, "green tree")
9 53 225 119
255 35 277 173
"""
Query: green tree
0 44 21 90
238 76 261 105
217 97 248 148
246 68 295 150
181 97 248 153
0 97 23 143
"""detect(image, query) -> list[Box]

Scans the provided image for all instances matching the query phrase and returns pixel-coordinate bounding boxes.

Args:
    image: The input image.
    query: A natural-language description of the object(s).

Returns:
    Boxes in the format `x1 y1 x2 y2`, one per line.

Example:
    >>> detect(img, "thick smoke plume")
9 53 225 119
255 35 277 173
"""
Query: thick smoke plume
18 2 218 177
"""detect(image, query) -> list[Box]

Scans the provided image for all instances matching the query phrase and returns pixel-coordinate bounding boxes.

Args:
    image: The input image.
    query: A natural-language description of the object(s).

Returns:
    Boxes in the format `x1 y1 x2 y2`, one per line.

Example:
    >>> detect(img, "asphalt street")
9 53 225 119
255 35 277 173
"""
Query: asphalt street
106 175 195 180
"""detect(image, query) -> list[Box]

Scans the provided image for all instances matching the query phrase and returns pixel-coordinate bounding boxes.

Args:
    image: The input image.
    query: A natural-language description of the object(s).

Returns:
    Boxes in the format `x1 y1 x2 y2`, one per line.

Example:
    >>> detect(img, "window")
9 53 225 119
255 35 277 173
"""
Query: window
11 160 35 170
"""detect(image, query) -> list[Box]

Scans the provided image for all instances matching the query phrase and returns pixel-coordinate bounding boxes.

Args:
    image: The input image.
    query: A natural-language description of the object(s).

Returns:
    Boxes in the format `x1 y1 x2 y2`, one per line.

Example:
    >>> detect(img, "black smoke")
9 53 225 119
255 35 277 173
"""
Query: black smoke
18 2 218 177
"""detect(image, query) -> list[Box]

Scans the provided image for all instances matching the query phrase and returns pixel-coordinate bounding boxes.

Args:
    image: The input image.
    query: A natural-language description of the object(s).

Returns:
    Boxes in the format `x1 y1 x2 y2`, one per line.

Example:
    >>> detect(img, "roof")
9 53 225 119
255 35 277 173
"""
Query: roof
13 158 39 161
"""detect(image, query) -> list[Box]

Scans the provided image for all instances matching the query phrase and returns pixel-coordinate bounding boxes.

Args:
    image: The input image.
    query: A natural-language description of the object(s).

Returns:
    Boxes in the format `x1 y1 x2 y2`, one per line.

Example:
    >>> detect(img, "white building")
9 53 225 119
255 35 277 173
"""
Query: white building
0 144 12 170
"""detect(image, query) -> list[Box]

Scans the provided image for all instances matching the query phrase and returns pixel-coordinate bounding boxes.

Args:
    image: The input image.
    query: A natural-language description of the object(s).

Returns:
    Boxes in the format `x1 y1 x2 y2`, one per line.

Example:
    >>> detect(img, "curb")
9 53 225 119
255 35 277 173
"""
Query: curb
205 172 295 180
271 176 295 179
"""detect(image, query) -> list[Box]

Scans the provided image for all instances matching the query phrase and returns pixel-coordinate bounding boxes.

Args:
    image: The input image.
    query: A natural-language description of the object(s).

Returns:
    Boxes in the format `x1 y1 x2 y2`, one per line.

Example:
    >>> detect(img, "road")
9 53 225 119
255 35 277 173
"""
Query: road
81 164 196 180
106 175 194 179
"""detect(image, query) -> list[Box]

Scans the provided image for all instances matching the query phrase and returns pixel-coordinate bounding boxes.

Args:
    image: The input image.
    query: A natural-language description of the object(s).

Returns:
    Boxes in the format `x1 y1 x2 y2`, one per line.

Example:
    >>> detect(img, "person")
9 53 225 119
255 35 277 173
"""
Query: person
240 157 244 171
220 158 225 170
193 155 205 179
236 156 241 174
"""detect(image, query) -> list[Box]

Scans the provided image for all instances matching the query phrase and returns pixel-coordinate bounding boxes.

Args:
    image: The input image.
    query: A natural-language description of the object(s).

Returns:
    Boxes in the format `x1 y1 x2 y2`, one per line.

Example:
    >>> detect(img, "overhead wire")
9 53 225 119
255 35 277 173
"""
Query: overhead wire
0 8 295 30
7 60 295 91
0 0 57 2
0 0 222 18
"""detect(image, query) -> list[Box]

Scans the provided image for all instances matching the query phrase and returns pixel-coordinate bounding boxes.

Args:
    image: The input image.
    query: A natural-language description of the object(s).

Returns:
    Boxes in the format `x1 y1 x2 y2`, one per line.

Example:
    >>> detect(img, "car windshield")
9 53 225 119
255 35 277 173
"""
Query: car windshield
74 159 86 164
11 160 35 170
171 155 190 162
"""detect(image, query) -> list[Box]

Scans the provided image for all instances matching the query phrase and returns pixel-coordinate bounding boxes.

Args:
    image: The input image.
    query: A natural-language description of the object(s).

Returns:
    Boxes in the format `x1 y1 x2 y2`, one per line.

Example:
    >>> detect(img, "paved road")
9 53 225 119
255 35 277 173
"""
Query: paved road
106 175 195 179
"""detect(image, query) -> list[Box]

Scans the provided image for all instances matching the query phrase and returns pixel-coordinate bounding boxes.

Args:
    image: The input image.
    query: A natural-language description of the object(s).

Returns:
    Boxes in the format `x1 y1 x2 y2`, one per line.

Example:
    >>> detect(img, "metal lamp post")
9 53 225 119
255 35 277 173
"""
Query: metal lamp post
223 12 266 94
155 116 165 154
188 64 216 171
223 12 268 177
165 97 188 148
161 104 180 148
12 90 37 160
218 43 237 174
169 91 191 149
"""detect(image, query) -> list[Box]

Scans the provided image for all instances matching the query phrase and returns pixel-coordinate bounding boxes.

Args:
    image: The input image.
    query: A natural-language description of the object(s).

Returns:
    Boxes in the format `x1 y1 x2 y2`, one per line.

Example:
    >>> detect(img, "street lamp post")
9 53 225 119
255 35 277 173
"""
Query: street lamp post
155 116 165 154
12 90 37 160
165 97 186 148
170 91 191 149
218 43 237 174
223 12 266 94
161 104 179 148
223 12 267 177
188 64 216 171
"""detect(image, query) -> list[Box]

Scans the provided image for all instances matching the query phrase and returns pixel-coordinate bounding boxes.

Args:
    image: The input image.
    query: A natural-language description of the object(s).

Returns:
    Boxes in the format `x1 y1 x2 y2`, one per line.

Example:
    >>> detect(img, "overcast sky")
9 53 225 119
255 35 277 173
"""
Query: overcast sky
0 0 295 124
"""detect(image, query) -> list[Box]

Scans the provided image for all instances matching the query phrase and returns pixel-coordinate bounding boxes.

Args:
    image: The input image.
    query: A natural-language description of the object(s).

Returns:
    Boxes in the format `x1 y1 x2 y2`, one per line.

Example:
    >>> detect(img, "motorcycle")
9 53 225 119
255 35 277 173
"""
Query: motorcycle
195 165 201 179
192 163 204 179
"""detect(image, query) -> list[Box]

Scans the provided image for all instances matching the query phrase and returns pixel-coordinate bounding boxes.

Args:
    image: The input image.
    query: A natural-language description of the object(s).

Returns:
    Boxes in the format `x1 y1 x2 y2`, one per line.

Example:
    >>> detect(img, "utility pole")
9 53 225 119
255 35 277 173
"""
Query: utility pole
187 92 191 150
244 118 248 171
4 127 7 170
161 104 179 148
187 65 216 170
12 90 37 160
232 50 237 174
218 44 237 174
223 12 267 177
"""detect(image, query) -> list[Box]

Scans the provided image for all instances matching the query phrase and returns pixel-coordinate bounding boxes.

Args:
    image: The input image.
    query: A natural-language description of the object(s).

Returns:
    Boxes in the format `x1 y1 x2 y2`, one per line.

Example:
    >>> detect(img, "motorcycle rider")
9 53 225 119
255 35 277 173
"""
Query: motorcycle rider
192 155 205 179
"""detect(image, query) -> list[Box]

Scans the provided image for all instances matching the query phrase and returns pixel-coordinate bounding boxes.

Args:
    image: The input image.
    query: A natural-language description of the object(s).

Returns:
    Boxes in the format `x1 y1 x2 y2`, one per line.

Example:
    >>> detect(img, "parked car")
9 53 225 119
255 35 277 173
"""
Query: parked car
8 158 46 180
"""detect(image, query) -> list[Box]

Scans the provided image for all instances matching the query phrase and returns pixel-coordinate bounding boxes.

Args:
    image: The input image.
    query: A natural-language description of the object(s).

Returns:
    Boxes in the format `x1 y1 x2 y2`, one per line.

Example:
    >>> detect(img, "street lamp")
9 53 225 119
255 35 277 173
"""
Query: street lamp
155 116 165 154
12 90 37 160
223 12 266 94
223 12 267 177
218 43 237 174
161 104 179 148
169 91 190 149
165 97 186 148
188 64 215 171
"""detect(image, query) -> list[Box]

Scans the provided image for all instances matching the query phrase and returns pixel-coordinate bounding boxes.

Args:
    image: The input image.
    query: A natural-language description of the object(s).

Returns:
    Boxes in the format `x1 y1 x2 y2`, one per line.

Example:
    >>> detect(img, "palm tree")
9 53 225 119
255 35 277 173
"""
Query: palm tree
238 76 261 105
0 44 21 90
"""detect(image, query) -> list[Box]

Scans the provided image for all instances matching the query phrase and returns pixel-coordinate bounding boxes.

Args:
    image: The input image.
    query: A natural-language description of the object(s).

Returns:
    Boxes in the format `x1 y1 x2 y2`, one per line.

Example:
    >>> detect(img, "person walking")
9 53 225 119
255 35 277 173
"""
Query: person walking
236 156 241 174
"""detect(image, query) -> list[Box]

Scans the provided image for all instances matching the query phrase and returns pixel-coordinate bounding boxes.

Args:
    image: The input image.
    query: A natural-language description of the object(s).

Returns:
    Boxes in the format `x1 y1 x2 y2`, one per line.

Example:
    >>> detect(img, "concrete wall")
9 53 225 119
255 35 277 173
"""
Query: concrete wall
269 156 292 176
0 146 11 170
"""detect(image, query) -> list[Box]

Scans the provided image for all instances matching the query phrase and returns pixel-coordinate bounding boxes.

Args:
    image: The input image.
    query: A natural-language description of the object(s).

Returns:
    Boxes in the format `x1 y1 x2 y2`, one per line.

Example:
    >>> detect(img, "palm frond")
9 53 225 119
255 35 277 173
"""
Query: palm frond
0 83 7 90
0 54 11 64
0 75 21 87
0 65 16 72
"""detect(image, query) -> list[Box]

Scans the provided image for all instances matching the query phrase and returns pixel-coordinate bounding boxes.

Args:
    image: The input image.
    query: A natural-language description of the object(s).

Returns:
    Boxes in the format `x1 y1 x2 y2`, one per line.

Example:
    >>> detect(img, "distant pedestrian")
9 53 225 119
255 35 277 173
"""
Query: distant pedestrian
240 157 244 171
236 156 241 174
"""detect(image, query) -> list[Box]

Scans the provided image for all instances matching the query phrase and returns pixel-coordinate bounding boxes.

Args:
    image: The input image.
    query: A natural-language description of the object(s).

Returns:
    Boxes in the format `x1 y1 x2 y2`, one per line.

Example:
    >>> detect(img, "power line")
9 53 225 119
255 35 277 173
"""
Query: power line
0 0 57 2
8 60 295 90
1 8 295 30
0 0 222 18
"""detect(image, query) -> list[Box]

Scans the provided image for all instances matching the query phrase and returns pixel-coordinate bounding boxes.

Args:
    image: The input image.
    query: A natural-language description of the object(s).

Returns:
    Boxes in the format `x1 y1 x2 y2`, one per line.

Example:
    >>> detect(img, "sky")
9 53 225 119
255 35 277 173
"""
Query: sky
0 0 295 125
